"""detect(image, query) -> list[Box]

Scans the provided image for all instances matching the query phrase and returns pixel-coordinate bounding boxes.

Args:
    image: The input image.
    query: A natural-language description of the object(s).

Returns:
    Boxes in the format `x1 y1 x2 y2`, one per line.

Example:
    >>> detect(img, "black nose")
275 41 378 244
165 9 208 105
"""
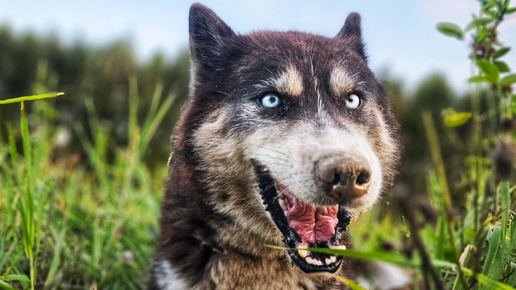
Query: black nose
315 155 371 202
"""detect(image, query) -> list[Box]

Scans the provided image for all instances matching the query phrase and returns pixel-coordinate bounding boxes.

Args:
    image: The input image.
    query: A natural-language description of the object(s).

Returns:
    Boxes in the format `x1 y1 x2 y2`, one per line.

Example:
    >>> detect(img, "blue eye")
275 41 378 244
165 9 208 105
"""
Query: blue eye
259 94 281 108
345 94 361 109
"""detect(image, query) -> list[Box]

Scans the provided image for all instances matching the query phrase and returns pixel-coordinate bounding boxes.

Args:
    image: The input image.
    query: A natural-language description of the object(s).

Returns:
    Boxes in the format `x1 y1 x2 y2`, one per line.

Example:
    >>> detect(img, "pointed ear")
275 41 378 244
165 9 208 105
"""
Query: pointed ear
336 12 366 60
189 3 236 67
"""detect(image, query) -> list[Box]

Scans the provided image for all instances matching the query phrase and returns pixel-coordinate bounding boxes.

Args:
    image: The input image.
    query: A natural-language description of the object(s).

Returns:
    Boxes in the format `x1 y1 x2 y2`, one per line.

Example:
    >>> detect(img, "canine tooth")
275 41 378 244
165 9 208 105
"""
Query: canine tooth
325 255 337 264
297 242 309 258
278 198 286 211
328 244 347 250
298 248 309 259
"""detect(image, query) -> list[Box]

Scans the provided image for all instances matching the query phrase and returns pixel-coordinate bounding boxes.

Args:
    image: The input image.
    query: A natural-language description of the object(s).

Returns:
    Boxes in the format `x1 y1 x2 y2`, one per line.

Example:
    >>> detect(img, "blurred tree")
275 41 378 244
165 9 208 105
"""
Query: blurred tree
0 25 190 169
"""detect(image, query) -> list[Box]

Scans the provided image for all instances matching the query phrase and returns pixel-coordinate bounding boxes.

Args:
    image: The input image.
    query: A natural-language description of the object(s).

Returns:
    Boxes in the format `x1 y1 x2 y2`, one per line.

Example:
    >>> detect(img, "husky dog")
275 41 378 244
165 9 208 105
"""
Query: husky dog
149 3 400 289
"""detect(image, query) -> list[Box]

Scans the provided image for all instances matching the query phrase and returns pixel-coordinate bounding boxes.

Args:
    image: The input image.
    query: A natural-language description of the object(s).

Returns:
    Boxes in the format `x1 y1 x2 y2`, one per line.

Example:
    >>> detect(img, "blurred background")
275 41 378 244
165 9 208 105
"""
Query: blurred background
1 0 516 289
2 0 515 185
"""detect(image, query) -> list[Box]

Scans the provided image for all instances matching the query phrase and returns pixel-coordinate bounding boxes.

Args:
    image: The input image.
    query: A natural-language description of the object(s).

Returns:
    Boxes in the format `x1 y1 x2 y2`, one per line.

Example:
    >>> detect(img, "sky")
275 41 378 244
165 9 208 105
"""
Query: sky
1 0 515 93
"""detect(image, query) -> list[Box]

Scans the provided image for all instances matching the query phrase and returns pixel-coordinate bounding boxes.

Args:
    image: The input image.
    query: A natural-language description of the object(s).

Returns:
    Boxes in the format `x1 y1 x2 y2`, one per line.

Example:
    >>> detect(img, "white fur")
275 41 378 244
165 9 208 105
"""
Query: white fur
155 257 188 290
357 262 413 290
244 122 383 216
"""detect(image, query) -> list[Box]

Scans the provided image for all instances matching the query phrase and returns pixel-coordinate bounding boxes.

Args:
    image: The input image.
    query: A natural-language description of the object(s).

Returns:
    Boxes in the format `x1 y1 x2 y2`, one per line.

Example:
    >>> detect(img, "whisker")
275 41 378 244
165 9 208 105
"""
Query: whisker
213 90 229 96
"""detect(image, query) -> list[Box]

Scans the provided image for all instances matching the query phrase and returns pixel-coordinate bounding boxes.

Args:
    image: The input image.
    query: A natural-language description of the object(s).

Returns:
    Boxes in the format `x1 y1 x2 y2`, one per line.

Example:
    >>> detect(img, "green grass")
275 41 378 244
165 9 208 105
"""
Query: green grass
340 113 516 289
1 87 516 289
0 87 173 289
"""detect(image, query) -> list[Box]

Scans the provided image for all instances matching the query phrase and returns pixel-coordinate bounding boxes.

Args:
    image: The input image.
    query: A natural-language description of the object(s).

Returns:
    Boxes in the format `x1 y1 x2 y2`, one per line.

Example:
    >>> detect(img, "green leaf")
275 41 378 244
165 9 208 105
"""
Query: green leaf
481 227 505 287
485 10 497 19
7 125 18 166
334 276 368 290
463 210 476 244
443 109 472 127
476 26 489 43
500 182 510 240
476 272 516 290
437 22 464 40
506 7 516 14
477 59 500 83
0 280 16 290
266 245 424 268
494 61 510 73
482 1 498 13
468 75 491 83
465 18 492 32
436 217 446 259
20 101 35 261
500 74 516 86
3 274 29 282
512 95 516 114
506 264 516 289
493 47 511 59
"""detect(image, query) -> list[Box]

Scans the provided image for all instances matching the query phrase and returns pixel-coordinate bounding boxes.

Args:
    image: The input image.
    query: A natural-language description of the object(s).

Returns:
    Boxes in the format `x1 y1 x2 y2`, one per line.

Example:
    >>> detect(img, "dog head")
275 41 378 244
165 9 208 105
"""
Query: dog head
176 3 400 274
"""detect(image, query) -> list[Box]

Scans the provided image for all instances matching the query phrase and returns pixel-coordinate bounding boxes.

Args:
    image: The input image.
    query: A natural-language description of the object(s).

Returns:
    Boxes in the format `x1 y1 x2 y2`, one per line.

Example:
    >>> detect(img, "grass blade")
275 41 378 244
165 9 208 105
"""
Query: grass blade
139 93 175 152
481 227 503 287
19 101 36 290
334 275 368 290
0 92 63 104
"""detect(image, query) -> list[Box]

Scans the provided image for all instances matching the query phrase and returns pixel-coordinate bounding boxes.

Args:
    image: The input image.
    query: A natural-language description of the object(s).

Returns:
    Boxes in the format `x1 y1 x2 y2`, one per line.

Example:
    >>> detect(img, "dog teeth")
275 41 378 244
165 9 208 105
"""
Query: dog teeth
325 256 337 265
297 243 309 258
305 257 323 266
328 244 347 251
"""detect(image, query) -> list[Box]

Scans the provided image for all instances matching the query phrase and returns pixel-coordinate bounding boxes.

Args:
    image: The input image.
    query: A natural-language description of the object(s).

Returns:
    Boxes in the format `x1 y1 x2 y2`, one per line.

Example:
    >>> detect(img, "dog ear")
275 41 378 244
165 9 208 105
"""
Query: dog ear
189 3 236 67
336 12 366 60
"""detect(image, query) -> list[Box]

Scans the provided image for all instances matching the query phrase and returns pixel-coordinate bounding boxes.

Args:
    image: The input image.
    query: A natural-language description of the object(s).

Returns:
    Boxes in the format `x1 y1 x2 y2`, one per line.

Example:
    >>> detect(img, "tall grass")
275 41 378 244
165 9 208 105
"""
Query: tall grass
0 81 173 289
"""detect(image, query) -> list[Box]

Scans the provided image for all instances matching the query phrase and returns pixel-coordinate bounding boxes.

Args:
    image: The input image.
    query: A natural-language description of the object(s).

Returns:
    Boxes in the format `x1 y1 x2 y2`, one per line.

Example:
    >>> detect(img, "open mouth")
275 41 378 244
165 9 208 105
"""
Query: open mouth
253 162 352 273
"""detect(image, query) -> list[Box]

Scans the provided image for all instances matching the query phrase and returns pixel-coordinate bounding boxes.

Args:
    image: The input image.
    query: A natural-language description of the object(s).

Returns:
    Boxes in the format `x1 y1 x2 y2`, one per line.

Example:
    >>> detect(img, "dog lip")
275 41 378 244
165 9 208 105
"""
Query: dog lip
252 160 350 273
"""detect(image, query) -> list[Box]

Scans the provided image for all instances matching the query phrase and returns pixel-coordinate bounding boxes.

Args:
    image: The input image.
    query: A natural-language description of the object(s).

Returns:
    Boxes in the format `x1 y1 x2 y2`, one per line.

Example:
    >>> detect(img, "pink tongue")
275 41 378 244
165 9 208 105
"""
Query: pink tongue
283 192 338 243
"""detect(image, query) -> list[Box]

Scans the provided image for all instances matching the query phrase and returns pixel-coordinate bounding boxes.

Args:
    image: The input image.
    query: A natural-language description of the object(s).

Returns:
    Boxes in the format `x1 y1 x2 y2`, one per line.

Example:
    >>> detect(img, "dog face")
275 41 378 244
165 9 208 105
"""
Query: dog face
177 3 400 274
